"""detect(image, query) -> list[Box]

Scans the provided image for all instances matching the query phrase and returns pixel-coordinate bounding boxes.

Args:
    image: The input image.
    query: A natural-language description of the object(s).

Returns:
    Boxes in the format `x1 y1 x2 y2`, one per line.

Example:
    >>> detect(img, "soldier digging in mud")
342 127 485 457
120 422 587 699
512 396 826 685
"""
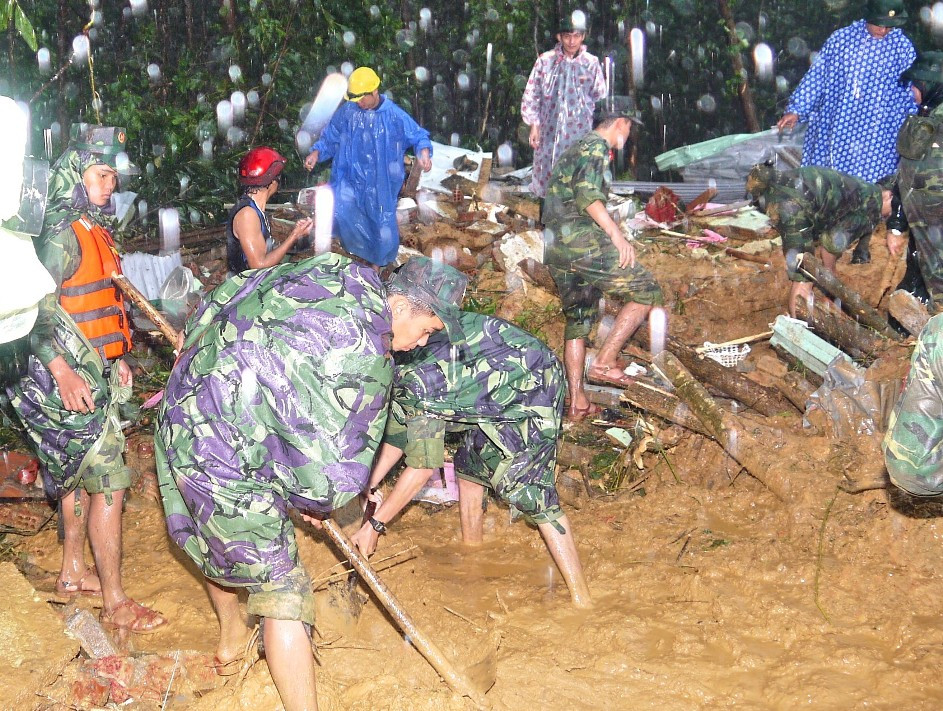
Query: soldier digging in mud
350 303 592 608
155 255 466 711
746 163 894 317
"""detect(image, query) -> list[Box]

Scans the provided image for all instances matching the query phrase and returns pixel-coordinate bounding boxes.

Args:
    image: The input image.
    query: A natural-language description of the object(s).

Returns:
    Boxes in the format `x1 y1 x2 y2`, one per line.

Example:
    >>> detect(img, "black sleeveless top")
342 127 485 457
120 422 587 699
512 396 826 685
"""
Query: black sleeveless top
226 195 271 275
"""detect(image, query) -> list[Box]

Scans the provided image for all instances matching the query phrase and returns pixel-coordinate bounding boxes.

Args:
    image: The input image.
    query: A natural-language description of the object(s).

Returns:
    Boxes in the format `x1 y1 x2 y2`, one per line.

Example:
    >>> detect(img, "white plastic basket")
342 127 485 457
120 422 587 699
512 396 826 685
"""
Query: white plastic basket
701 342 751 368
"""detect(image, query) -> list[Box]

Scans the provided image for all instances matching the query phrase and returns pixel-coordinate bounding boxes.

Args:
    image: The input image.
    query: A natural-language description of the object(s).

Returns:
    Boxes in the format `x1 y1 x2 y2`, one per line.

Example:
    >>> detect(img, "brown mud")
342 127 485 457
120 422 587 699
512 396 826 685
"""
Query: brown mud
8 231 943 710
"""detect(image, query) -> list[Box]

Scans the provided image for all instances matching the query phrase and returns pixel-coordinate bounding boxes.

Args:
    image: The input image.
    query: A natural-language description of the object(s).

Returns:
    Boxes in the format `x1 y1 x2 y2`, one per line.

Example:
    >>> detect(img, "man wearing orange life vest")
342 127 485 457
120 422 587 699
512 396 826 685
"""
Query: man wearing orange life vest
4 125 165 632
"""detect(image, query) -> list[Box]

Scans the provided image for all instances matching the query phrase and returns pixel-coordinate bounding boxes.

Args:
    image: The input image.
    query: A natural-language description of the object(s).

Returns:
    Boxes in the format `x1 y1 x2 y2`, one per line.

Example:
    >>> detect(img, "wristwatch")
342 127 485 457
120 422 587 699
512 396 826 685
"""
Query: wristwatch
368 516 387 535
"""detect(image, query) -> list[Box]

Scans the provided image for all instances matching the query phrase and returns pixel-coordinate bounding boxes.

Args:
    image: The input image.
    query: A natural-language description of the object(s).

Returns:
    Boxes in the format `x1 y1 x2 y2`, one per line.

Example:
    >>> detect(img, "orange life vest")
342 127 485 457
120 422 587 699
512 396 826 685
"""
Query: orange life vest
59 216 131 361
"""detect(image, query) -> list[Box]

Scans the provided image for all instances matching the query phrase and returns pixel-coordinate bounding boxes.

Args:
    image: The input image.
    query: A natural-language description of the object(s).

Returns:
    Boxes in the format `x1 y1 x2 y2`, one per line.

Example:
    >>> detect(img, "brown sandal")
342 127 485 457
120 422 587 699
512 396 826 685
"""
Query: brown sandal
100 598 167 634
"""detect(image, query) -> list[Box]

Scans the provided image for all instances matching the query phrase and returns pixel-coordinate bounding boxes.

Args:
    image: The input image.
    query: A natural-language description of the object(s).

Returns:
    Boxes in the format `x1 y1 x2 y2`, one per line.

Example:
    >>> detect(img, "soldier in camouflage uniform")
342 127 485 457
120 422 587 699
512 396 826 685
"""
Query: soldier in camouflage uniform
2 125 166 632
893 52 943 312
155 254 465 710
746 164 892 316
542 98 664 419
350 309 592 607
883 314 943 495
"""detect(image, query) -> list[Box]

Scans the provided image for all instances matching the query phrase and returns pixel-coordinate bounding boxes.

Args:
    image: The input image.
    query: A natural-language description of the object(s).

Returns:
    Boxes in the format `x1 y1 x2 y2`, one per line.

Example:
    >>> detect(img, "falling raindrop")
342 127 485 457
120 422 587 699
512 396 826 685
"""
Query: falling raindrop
228 64 242 83
240 368 258 409
277 118 289 131
753 43 774 82
787 37 809 58
138 198 148 224
130 0 148 16
159 207 181 253
369 4 380 18
341 61 354 77
37 47 51 74
189 209 201 224
226 126 245 144
115 152 130 173
570 9 587 31
649 307 667 355
91 10 103 27
629 28 645 87
457 73 471 91
485 43 493 82
496 143 513 166
419 7 431 31
231 91 247 121
485 8 498 21
650 96 663 113
507 22 514 41
450 133 460 146
415 66 429 82
296 129 312 155
314 185 334 254
91 96 103 113
645 20 657 38
735 21 754 43
342 30 355 48
146 63 161 84
261 72 273 87
179 175 190 197
247 90 260 107
697 94 717 113
775 76 790 95
71 35 90 64
216 100 233 135
201 139 213 161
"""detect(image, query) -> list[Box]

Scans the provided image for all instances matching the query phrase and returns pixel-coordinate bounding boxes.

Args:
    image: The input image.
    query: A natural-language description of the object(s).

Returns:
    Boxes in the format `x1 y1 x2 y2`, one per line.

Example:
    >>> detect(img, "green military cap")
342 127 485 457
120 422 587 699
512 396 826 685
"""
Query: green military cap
387 256 468 344
902 51 943 84
865 0 908 28
594 95 643 126
68 123 138 174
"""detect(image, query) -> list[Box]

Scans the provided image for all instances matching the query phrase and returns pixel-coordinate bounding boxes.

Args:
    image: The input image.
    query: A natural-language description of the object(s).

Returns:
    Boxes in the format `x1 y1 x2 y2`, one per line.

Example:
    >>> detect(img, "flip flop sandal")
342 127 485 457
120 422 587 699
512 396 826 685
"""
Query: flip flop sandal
55 566 101 598
565 402 601 422
212 654 249 677
100 598 167 634
587 365 636 388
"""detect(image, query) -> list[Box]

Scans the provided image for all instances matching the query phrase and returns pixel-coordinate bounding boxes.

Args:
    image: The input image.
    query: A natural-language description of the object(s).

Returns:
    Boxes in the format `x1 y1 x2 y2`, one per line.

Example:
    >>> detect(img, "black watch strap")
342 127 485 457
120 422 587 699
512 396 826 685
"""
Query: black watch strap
368 516 387 535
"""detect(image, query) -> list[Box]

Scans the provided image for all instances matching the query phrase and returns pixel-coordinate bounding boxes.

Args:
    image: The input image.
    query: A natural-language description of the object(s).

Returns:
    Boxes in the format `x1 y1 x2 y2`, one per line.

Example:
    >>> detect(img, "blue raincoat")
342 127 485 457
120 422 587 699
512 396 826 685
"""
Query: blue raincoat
312 97 432 266
786 19 916 183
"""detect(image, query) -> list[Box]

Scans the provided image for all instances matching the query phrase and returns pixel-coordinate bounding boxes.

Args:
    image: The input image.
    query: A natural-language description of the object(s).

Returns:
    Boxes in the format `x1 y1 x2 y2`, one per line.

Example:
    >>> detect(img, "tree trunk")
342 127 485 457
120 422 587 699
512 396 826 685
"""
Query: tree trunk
799 253 901 341
717 0 760 132
887 289 931 337
618 380 711 437
667 337 798 416
653 352 790 499
794 295 889 361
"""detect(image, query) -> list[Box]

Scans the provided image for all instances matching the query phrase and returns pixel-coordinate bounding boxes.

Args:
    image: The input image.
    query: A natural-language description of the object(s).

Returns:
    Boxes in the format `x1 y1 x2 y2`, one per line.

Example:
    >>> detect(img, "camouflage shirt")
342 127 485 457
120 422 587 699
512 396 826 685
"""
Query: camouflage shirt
387 311 563 469
761 166 883 277
883 314 943 496
542 130 609 235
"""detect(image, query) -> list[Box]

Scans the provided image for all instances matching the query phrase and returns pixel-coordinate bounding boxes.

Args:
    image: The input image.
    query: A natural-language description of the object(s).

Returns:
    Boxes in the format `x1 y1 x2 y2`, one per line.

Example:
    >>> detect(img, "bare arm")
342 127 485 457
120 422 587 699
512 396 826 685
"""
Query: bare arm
585 200 635 268
233 208 312 269
350 464 434 556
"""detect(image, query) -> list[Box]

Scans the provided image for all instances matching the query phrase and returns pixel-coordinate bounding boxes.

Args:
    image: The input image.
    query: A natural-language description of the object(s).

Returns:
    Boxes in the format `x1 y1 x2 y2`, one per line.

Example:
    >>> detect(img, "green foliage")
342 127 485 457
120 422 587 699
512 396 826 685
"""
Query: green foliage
1 0 37 52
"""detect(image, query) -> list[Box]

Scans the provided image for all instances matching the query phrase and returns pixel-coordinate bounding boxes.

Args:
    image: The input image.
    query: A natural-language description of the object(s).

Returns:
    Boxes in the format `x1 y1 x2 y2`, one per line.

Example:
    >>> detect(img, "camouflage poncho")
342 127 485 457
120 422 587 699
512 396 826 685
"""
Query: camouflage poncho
386 311 566 525
156 253 393 585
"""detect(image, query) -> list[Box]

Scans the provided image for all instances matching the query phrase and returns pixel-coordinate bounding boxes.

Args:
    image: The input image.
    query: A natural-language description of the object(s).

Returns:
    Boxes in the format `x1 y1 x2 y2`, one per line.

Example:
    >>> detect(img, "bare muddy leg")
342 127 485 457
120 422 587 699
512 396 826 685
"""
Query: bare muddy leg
537 514 592 608
458 478 485 545
205 579 253 664
263 617 318 711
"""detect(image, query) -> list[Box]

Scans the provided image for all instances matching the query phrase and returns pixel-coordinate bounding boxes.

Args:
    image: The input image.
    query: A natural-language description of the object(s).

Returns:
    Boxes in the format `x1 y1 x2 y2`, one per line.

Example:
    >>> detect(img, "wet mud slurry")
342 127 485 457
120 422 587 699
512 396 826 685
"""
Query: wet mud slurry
11 234 943 709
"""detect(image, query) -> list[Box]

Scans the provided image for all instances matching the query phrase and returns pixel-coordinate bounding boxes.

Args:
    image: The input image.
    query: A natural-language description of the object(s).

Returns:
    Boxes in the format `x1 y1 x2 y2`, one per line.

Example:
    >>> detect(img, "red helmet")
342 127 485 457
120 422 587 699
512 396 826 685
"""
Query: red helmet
238 146 287 187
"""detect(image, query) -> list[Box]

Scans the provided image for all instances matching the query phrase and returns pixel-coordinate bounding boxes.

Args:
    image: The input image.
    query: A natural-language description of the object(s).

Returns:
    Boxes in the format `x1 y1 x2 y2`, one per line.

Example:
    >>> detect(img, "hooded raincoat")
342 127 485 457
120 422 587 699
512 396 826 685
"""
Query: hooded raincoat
312 97 432 266
521 43 607 198
3 147 131 501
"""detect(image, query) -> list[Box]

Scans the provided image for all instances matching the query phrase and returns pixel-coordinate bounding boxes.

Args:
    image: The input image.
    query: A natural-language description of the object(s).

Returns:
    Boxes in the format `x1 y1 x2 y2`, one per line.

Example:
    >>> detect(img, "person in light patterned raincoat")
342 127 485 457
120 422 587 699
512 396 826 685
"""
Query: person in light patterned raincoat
156 255 466 711
520 11 607 199
350 310 592 608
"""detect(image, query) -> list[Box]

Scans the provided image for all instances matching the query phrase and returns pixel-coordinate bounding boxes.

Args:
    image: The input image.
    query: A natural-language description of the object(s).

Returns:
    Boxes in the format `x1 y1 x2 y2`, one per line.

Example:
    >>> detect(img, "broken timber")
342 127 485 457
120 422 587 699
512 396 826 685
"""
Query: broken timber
887 289 930 337
617 380 711 436
798 253 901 340
794 296 888 361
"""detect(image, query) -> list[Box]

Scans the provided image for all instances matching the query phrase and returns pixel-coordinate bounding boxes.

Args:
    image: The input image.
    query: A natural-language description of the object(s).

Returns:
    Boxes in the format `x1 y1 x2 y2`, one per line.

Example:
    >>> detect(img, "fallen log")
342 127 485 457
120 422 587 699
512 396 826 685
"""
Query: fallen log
618 379 711 437
798 253 901 341
667 337 797 416
794 295 888 361
652 352 789 499
887 289 930 337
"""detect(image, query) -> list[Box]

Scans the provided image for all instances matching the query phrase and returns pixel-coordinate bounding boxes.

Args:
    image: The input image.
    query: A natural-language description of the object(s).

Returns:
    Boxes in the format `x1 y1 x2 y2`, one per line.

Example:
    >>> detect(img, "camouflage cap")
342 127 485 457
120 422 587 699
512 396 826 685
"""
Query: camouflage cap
594 95 643 126
387 256 469 344
746 162 776 198
68 123 138 174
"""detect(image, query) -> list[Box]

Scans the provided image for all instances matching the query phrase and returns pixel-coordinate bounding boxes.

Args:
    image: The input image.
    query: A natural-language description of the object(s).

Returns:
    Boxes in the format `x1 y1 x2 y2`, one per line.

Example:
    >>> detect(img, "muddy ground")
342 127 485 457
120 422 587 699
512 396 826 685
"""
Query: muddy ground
6 227 943 710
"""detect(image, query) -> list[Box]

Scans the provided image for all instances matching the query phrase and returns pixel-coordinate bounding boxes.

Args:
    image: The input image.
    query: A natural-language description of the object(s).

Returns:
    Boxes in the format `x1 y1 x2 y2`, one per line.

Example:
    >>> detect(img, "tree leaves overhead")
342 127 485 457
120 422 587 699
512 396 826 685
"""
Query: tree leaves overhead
1 0 934 240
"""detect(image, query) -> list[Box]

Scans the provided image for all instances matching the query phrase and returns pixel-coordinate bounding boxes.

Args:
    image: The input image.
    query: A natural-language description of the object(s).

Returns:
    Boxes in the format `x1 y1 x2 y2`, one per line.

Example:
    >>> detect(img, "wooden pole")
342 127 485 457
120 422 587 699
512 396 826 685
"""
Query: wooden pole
887 289 930 337
794 296 888 361
321 519 490 706
798 253 901 341
111 272 180 347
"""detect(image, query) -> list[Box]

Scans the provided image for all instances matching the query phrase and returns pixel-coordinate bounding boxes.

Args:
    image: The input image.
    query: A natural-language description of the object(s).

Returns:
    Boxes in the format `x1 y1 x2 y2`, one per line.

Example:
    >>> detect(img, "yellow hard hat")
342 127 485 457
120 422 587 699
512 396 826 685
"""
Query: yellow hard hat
346 67 381 101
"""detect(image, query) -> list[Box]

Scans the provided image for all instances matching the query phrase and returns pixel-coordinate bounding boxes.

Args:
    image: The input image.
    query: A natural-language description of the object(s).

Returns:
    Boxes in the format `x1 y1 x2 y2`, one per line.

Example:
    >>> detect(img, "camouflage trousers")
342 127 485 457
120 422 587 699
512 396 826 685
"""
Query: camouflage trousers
899 152 943 311
3 308 130 501
544 222 663 341
883 313 943 496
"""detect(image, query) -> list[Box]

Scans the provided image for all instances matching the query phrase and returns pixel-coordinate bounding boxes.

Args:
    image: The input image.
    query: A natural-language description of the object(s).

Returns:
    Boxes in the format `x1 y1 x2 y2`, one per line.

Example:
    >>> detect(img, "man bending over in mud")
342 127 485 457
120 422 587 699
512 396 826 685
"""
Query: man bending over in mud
156 255 466 711
350 307 592 608
746 163 893 317
542 97 664 421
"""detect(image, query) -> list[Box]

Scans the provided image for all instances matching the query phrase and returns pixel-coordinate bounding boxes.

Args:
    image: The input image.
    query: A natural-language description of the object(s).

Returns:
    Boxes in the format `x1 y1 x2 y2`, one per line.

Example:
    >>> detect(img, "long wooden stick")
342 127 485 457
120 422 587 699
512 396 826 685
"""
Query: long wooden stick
111 272 180 347
321 519 489 705
694 331 773 353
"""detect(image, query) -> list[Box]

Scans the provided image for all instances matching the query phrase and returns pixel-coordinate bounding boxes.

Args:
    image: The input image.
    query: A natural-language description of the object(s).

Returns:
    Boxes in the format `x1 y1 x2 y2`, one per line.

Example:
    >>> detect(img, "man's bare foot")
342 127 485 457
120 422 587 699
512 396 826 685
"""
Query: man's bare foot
587 363 635 387
565 402 601 422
